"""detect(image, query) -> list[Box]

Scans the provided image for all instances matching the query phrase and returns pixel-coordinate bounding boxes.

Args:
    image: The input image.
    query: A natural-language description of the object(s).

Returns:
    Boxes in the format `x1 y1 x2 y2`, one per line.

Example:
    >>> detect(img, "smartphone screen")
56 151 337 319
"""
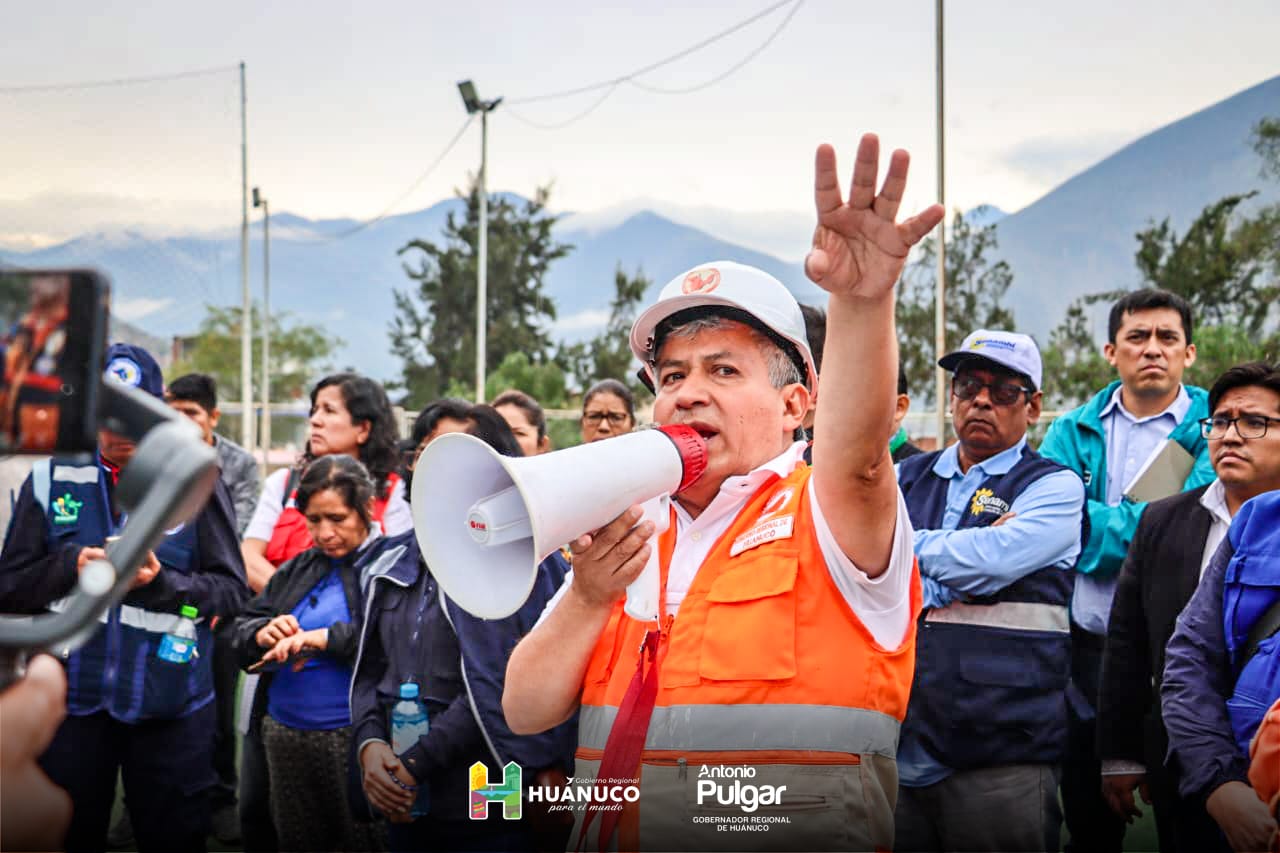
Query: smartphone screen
0 269 109 454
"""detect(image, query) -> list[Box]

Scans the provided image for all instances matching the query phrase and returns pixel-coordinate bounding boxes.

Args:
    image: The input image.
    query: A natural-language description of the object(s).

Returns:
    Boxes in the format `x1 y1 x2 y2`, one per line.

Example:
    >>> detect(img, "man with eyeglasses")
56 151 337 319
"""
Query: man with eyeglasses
1039 288 1214 853
1162 362 1280 853
1101 361 1280 852
894 329 1086 851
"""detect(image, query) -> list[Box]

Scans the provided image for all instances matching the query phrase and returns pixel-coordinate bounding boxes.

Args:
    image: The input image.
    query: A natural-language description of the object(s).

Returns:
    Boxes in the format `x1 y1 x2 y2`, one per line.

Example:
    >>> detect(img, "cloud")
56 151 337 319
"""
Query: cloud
114 297 173 321
553 308 610 334
1000 132 1135 185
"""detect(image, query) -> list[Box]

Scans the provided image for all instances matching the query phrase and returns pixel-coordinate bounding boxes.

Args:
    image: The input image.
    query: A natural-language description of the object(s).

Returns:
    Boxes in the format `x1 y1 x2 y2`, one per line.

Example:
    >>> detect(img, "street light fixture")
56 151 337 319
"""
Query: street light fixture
252 186 270 460
457 79 502 403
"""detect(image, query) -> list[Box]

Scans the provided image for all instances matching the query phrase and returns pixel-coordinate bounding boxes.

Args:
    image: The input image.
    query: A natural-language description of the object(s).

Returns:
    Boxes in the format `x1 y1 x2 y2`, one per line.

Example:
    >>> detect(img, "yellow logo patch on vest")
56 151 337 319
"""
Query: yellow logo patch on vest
52 493 83 525
969 487 1010 518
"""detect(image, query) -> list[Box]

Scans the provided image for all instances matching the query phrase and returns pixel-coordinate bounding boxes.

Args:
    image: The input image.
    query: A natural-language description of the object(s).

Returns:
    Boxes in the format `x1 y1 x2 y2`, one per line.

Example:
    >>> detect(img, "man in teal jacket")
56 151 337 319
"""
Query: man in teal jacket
1039 288 1213 853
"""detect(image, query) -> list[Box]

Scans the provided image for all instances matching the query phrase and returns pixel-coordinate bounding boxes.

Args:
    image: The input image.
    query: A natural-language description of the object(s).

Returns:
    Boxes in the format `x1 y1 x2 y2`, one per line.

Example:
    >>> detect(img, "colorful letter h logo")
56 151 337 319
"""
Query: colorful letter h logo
469 761 522 820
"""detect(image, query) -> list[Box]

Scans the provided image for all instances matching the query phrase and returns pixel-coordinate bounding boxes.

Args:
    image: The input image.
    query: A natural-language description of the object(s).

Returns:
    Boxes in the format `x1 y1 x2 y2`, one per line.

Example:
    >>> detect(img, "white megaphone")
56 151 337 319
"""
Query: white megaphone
411 425 708 621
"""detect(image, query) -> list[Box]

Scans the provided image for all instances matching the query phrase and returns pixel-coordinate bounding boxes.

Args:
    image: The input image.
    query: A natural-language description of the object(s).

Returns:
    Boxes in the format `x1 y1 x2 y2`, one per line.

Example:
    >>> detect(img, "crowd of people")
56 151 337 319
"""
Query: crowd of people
0 132 1278 853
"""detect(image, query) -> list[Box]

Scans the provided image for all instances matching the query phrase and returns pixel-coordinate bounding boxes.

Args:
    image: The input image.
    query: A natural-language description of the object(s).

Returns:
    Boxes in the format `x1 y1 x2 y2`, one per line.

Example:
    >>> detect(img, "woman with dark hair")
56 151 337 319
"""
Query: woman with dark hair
351 409 576 853
237 373 408 850
492 389 551 457
230 455 408 853
579 379 636 444
402 398 471 490
242 373 410 593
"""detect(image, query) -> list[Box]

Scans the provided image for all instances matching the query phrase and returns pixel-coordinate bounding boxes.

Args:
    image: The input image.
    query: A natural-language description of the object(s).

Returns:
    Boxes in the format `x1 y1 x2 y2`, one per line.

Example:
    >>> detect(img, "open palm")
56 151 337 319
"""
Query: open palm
805 134 944 300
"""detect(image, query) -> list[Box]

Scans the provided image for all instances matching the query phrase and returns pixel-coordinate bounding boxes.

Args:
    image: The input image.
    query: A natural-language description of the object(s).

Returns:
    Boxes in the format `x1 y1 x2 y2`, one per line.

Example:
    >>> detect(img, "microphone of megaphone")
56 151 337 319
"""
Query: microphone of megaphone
411 425 707 620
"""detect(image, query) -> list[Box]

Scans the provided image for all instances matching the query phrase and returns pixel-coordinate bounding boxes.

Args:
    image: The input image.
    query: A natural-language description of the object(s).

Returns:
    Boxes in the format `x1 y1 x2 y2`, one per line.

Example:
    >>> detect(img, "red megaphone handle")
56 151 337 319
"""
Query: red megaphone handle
656 425 708 494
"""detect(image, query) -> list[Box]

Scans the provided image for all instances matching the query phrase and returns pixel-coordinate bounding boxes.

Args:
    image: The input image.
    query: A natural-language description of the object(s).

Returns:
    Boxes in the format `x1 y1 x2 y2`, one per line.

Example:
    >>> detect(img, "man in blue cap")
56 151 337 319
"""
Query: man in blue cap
894 330 1087 851
0 342 249 852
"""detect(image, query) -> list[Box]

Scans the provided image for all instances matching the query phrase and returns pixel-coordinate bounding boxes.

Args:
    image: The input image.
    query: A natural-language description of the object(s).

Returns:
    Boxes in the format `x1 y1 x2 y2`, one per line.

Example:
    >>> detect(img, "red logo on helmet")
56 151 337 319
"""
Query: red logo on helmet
681 268 721 294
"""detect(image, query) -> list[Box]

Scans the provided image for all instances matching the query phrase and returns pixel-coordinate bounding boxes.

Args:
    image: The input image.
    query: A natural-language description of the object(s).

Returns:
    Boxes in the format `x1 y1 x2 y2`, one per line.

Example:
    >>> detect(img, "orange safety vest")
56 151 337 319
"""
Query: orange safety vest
573 462 921 852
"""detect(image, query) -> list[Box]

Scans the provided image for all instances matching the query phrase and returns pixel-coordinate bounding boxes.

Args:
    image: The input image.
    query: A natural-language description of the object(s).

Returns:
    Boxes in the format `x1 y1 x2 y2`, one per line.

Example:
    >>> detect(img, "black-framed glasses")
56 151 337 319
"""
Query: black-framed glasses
952 374 1033 407
1199 414 1280 440
583 411 630 426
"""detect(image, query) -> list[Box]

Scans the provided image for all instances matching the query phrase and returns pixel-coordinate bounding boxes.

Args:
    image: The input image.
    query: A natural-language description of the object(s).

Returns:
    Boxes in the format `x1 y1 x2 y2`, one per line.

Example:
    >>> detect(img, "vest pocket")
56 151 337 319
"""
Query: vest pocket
699 551 798 682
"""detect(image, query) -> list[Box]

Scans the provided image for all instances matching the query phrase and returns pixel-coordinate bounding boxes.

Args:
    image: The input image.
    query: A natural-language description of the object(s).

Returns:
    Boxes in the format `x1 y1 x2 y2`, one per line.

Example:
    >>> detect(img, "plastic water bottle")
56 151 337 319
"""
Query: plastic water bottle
157 605 199 664
390 681 430 817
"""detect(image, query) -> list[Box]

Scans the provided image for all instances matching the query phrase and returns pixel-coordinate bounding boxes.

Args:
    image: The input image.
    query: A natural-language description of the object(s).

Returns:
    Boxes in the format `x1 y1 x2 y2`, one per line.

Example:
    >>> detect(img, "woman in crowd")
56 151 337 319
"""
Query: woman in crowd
402 397 471 491
492 389 552 457
242 372 410 592
579 378 636 444
229 455 398 852
236 372 408 849
352 404 577 853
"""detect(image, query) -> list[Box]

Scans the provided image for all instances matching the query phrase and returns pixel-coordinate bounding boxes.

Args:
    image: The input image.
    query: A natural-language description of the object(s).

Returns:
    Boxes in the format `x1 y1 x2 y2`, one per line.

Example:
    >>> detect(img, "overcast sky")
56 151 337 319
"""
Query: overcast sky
2 0 1277 245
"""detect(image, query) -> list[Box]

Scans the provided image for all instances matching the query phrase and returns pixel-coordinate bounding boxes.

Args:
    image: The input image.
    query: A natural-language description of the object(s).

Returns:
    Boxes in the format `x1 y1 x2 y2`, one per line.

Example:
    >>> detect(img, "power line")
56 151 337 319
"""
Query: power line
625 0 803 95
311 115 476 243
505 84 620 130
506 0 801 106
0 64 238 95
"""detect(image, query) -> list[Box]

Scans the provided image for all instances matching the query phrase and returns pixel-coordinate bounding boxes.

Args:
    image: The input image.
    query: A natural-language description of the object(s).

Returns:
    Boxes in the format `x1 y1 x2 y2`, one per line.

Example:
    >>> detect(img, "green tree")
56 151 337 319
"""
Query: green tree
1039 298 1113 410
1130 192 1277 335
390 183 572 407
443 351 569 408
896 210 1015 404
1255 116 1280 180
169 302 342 401
557 265 651 395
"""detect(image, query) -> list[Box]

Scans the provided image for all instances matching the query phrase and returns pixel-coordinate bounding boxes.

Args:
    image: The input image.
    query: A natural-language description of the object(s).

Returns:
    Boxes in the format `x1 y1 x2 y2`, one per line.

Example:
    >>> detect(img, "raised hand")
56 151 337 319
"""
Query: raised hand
805 133 944 300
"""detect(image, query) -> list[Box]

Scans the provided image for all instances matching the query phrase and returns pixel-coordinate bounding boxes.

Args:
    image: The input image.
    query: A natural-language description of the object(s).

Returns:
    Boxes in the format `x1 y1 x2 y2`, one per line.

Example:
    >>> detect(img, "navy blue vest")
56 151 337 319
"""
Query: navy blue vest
897 445 1082 768
1222 491 1280 756
33 457 214 722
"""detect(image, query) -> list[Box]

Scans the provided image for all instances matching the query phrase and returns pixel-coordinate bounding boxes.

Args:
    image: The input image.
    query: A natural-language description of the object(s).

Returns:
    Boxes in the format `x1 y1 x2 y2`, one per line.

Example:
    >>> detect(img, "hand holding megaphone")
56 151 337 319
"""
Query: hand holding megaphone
411 425 707 620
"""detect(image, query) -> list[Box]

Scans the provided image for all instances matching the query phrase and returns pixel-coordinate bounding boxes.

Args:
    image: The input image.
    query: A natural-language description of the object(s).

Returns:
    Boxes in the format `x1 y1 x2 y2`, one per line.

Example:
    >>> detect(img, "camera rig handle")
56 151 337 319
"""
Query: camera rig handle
0 377 219 689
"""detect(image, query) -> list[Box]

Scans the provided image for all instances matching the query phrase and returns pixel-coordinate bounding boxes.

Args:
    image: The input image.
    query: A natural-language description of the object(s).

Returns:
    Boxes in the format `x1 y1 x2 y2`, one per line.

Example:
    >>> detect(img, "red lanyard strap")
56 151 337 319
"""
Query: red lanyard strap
577 628 662 853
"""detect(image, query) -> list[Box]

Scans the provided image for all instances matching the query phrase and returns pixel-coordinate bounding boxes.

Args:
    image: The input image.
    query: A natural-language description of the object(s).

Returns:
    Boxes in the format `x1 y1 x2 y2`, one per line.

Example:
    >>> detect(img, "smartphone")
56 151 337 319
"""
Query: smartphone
0 268 109 454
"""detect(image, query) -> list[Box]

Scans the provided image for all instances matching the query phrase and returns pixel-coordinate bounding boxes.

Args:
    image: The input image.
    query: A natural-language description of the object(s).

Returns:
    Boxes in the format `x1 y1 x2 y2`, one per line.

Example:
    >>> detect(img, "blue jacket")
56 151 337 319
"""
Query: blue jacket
349 533 576 825
1161 491 1280 803
0 456 248 722
1039 380 1213 580
898 446 1081 768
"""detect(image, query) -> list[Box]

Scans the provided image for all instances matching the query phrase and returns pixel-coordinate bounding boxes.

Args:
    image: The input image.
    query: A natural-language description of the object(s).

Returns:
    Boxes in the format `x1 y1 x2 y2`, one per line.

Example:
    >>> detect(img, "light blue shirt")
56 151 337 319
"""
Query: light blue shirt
898 436 1085 786
1072 384 1190 635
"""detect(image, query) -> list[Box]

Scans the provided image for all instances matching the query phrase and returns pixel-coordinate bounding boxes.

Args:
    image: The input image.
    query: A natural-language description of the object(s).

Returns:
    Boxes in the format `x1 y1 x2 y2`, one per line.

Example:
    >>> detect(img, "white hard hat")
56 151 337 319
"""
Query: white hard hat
629 261 817 389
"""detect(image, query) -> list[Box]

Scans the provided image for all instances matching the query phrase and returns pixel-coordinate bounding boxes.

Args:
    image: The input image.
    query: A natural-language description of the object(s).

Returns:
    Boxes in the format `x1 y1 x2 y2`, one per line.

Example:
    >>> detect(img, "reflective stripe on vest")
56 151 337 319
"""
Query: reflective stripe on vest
925 600 1069 633
47 596 204 634
579 702 901 757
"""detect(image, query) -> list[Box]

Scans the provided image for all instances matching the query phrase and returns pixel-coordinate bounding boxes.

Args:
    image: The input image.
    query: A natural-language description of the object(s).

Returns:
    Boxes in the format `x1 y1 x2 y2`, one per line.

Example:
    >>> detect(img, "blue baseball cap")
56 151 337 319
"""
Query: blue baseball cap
104 343 164 399
938 330 1042 391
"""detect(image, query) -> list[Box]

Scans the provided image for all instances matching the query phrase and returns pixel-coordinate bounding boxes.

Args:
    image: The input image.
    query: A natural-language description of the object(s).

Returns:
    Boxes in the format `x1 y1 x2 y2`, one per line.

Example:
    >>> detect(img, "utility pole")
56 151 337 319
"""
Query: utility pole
457 81 503 403
239 61 254 454
253 187 270 460
933 0 948 448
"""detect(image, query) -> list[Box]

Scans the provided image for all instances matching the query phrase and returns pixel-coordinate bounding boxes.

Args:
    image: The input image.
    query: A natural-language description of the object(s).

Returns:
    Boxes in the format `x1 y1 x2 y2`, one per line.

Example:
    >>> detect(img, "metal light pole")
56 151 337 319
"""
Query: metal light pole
933 0 948 448
253 187 270 460
239 61 254 454
458 80 503 403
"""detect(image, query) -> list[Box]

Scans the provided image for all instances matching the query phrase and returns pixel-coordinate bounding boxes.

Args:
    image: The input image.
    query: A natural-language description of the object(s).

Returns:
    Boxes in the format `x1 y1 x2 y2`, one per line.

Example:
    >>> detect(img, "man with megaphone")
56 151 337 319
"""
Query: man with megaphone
502 134 943 852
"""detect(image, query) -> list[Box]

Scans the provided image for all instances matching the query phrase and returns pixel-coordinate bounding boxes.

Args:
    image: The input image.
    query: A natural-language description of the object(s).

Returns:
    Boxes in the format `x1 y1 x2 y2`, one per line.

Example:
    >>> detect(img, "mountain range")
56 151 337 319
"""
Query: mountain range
1 73 1276 382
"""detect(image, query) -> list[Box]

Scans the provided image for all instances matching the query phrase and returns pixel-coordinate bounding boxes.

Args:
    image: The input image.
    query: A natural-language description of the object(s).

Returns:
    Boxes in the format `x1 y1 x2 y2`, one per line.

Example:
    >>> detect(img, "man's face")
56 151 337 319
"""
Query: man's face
167 398 217 445
1105 308 1196 401
652 321 807 508
951 363 1041 463
98 430 136 469
1209 386 1280 491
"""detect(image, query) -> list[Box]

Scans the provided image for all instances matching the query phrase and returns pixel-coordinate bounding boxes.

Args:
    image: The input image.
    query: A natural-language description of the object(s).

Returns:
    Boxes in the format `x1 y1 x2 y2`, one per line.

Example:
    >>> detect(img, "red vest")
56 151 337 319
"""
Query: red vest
264 471 400 567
